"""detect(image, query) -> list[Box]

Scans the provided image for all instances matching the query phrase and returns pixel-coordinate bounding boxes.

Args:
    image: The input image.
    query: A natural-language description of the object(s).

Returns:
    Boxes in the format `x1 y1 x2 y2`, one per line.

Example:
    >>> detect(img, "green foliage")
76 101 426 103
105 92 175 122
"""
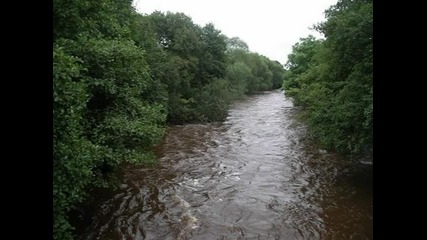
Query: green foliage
143 11 283 123
282 0 372 155
53 0 134 41
198 23 228 82
225 36 249 52
225 61 251 97
53 1 167 239
282 35 322 95
245 53 273 92
227 49 283 95
267 60 286 89
195 78 234 121
53 46 89 240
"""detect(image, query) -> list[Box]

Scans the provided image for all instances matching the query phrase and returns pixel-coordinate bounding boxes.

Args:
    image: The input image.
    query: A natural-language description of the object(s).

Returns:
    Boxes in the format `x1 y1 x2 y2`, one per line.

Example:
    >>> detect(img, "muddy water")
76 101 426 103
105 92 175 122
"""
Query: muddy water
79 90 372 240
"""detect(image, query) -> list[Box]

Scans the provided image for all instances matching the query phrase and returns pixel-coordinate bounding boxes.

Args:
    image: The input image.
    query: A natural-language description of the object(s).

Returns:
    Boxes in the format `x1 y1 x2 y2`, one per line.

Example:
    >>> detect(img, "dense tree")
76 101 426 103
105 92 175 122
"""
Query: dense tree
53 0 134 41
226 48 283 95
53 1 166 239
245 53 273 92
198 23 228 83
282 0 372 155
225 61 251 96
282 36 323 103
283 35 322 92
143 11 283 123
267 60 286 89
225 36 249 52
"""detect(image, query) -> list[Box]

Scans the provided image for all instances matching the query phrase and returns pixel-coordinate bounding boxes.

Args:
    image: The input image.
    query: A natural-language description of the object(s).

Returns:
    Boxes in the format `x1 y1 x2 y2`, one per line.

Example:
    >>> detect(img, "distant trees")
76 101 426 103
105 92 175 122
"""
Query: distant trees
225 46 284 95
131 11 284 123
141 11 230 123
53 1 284 239
225 36 249 52
282 0 372 155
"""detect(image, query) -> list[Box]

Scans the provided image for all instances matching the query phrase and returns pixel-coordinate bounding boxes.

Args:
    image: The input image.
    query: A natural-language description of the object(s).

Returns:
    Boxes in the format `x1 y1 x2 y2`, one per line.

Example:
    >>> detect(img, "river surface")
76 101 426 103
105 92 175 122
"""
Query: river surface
78 90 372 240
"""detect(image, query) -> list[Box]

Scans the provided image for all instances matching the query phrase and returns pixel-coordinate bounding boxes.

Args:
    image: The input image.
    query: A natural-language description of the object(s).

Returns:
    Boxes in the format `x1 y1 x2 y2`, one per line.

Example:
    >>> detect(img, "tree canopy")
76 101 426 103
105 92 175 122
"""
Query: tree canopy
282 0 373 155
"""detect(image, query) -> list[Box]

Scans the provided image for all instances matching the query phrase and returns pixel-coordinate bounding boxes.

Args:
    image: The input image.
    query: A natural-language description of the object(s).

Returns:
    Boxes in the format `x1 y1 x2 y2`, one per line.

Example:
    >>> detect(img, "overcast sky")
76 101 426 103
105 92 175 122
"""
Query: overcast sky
133 0 338 65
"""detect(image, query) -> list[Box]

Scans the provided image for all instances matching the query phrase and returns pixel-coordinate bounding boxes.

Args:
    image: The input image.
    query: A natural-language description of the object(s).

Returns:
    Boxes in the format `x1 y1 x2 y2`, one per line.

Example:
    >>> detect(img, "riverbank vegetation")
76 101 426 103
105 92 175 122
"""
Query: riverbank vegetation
282 0 372 156
53 0 283 238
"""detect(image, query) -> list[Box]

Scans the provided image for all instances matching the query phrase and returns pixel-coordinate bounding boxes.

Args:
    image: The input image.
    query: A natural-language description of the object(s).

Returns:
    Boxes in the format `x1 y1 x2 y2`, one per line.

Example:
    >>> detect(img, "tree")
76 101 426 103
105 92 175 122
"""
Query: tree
53 1 167 239
266 59 285 89
282 0 373 155
282 35 322 92
147 12 231 123
225 36 249 52
197 23 228 83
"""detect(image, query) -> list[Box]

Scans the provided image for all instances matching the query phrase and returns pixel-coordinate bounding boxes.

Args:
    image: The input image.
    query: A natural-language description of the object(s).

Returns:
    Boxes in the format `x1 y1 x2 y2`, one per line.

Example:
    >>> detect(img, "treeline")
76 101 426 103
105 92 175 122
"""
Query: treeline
53 0 283 239
282 0 372 155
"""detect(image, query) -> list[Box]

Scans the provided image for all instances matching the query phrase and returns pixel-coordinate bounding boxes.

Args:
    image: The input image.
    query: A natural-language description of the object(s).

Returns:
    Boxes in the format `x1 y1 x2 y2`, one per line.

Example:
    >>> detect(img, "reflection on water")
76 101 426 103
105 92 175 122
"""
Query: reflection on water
78 90 372 240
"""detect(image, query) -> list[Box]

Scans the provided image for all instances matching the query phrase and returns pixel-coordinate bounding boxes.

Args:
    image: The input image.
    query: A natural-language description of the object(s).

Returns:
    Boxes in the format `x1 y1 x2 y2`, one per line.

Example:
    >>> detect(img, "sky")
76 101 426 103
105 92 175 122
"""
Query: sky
133 0 338 65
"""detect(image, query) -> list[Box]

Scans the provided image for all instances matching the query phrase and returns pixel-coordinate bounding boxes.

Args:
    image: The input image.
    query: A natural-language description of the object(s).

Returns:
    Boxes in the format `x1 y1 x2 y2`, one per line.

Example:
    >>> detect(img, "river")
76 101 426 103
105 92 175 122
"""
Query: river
78 90 373 240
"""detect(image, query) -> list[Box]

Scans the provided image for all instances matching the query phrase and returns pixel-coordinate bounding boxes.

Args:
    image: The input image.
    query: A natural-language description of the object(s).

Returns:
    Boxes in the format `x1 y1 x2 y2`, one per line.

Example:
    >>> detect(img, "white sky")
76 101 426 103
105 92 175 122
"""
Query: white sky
133 0 338 65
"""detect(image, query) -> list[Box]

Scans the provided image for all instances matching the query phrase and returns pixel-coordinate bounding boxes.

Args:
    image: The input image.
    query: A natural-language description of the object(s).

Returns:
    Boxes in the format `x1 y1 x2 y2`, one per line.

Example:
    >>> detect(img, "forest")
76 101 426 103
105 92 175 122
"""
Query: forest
53 0 372 239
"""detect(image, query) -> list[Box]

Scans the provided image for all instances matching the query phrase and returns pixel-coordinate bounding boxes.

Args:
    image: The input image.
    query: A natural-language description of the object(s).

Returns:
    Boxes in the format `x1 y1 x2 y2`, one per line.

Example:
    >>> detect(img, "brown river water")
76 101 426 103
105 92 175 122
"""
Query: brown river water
77 90 372 240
